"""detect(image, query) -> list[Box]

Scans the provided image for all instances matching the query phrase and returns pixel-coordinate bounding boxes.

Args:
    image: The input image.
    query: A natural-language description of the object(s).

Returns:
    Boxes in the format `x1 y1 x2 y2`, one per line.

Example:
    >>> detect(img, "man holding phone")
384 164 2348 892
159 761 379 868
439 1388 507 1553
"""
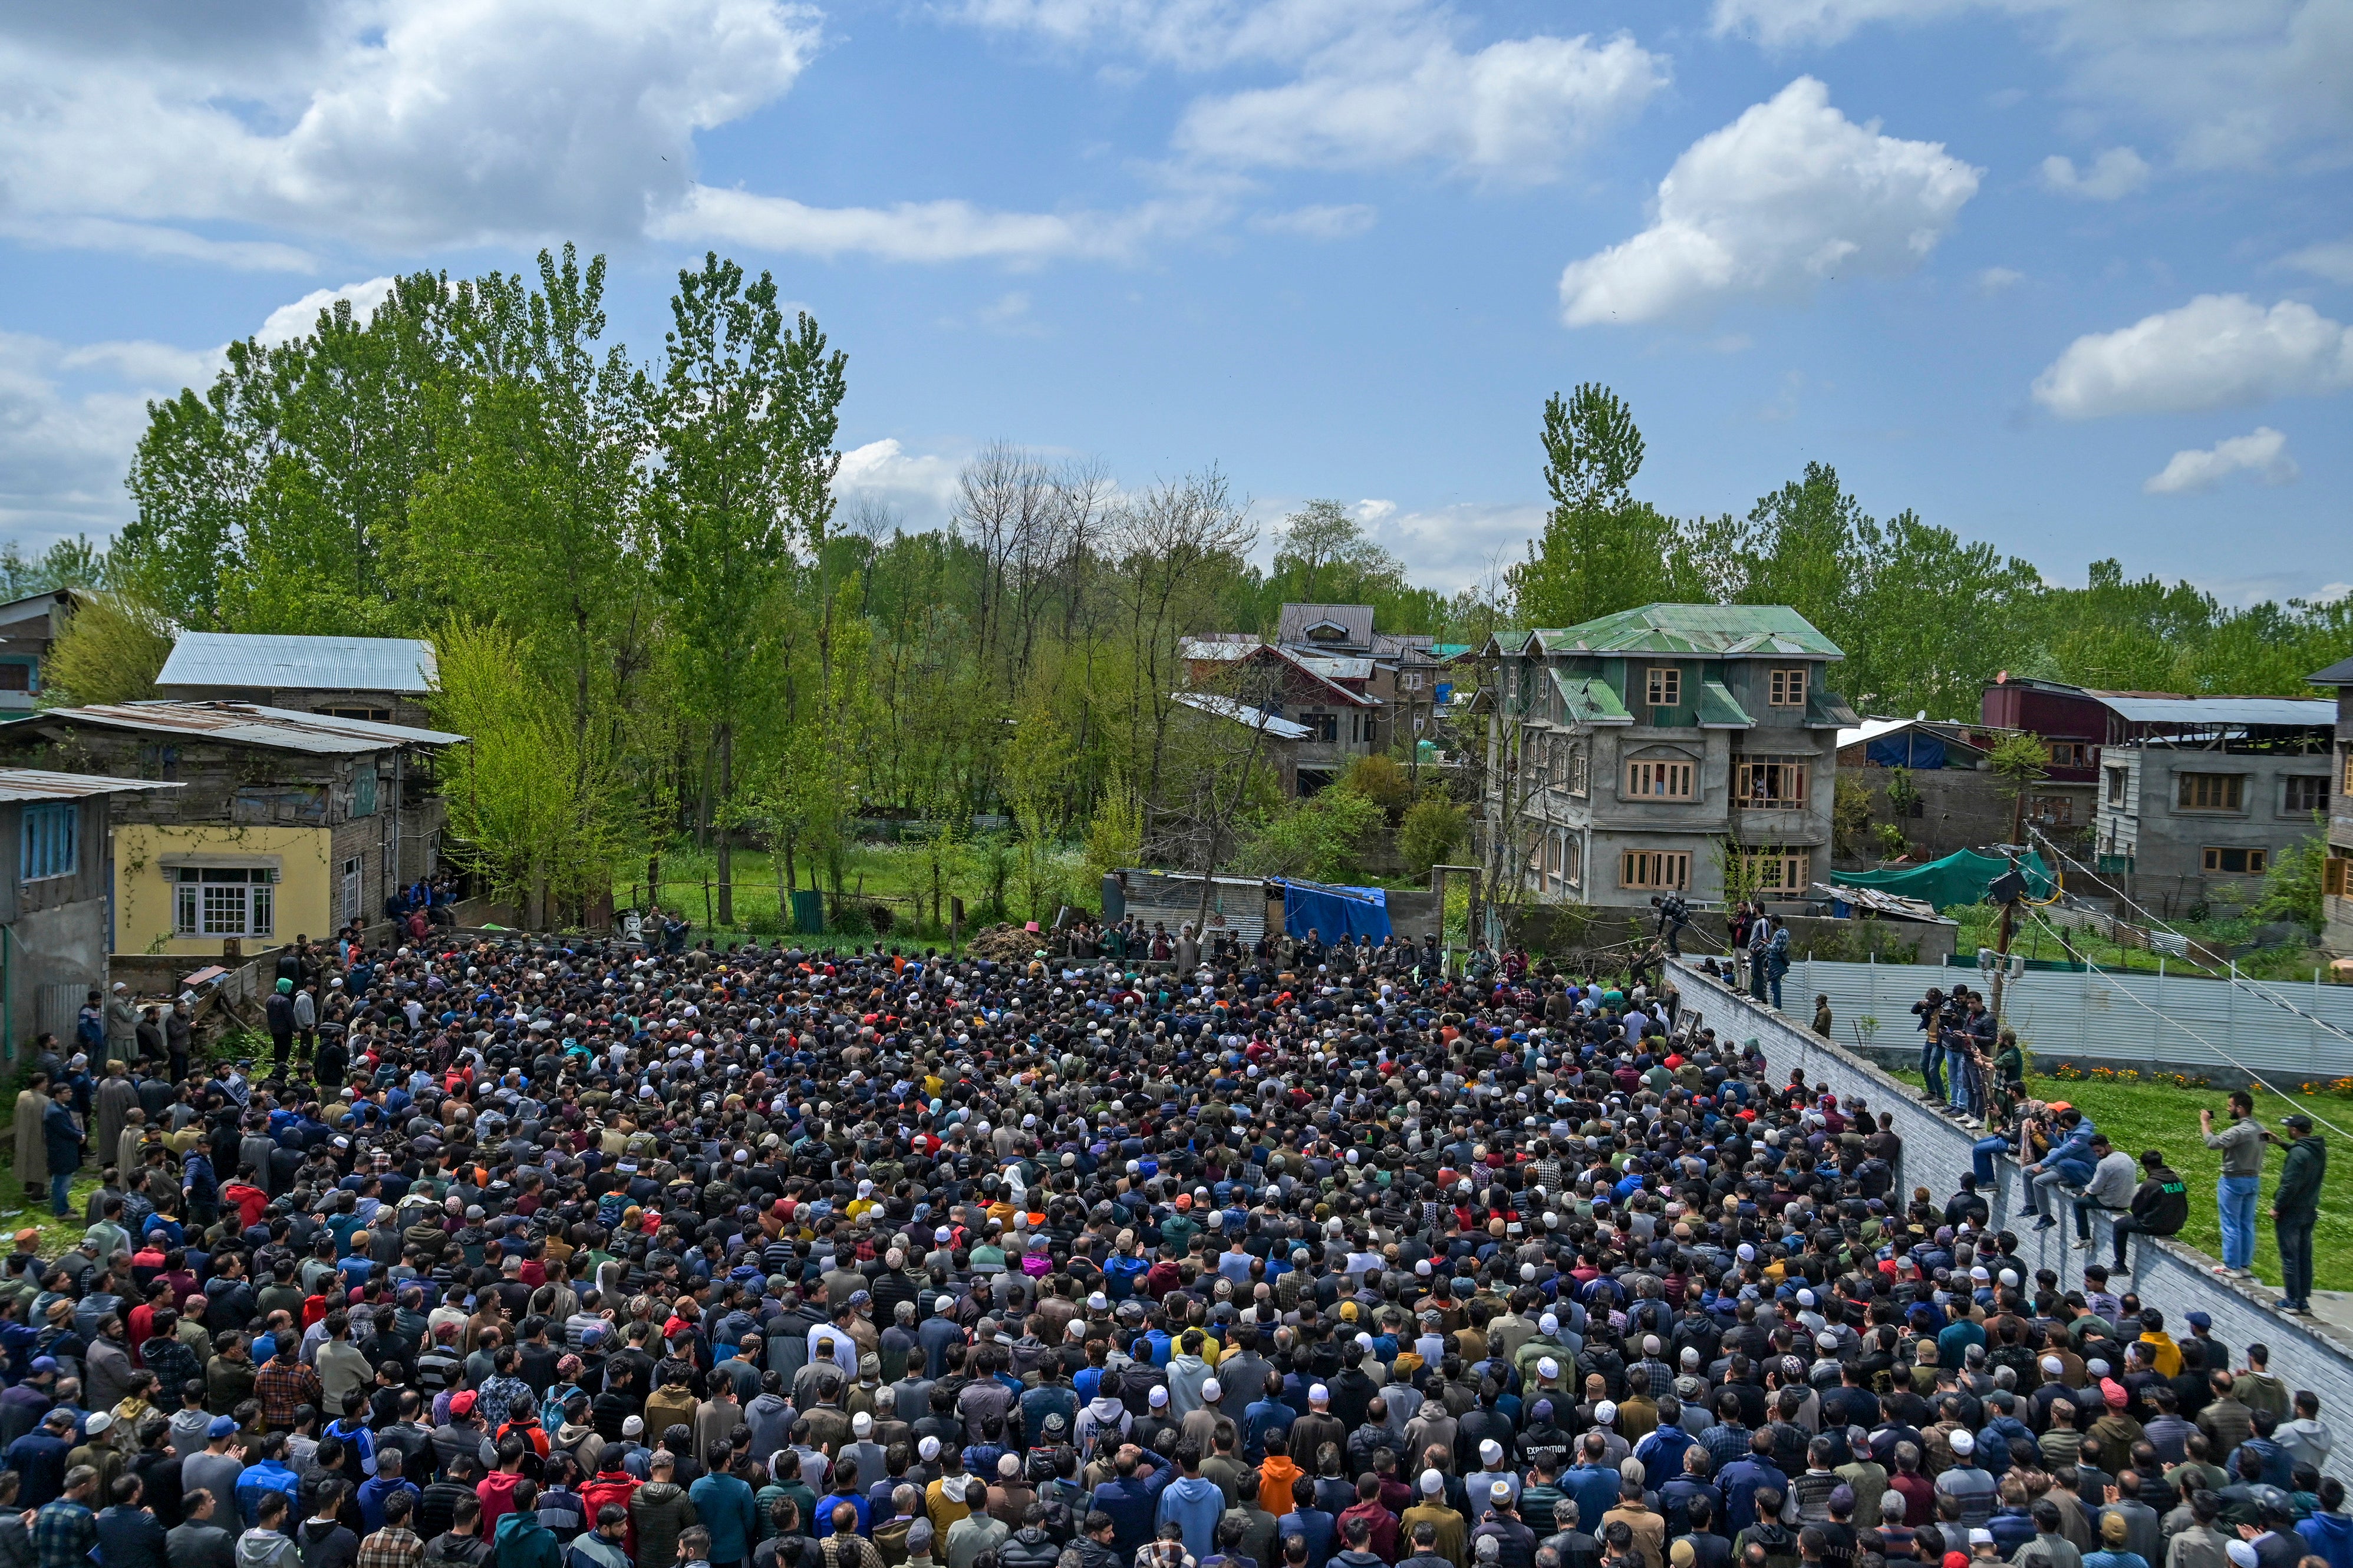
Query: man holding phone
2200 1091 2265 1279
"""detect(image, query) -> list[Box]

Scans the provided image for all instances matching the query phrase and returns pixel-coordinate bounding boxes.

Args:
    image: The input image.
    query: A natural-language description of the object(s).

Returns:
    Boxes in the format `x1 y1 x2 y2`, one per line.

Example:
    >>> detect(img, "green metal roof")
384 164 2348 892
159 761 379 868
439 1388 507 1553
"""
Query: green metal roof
1550 668 1632 725
1528 603 1844 658
1806 688 1863 728
1695 680 1754 728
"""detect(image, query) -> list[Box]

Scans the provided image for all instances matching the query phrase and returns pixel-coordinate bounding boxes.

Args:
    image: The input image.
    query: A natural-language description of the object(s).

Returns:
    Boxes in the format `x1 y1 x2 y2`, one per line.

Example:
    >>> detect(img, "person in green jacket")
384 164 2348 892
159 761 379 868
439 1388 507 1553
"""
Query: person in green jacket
2268 1113 2326 1315
493 1481 564 1568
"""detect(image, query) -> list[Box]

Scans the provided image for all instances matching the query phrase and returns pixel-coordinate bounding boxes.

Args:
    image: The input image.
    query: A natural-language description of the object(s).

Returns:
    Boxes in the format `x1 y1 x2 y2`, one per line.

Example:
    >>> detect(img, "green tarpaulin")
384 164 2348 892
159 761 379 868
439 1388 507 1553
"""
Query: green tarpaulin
1831 847 2055 910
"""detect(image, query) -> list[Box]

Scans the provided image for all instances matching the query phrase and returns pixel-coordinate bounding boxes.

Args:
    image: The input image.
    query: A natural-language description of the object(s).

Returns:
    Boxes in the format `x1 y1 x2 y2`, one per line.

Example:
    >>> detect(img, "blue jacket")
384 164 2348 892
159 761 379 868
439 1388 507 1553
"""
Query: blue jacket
1157 1475 1225 1563
237 1458 303 1528
2044 1120 2098 1173
689 1471 757 1563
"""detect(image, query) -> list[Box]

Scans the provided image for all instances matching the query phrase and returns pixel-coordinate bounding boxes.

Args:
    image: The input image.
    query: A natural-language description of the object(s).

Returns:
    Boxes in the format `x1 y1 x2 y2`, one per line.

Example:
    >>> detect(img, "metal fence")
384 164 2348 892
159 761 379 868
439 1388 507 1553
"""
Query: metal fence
1782 957 2353 1083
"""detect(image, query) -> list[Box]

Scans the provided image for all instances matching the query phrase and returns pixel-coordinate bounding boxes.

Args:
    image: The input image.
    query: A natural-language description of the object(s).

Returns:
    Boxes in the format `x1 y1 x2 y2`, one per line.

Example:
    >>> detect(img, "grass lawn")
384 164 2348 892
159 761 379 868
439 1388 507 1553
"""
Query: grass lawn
1889 1067 2353 1292
0 1168 107 1257
1942 901 2339 985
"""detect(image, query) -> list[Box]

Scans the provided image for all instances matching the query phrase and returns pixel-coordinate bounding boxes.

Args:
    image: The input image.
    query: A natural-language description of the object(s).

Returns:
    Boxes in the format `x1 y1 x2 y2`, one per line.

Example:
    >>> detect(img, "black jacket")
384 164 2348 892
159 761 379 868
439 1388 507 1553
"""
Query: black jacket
2129 1166 2189 1234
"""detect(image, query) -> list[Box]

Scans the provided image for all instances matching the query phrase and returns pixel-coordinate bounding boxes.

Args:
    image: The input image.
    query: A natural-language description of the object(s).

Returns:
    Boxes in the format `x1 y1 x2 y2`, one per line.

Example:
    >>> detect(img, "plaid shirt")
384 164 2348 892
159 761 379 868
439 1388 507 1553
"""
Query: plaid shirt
256 1356 324 1430
476 1374 536 1432
31 1499 95 1568
358 1525 426 1568
1699 1420 1754 1474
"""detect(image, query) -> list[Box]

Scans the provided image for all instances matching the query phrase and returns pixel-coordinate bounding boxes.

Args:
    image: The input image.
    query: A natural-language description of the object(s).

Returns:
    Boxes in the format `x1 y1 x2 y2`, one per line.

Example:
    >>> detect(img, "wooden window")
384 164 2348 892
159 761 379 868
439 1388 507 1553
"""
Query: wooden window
2325 857 2351 898
2283 775 2328 814
18 803 75 883
2202 846 2267 874
1401 672 1423 691
1565 741 1589 796
2104 767 2128 807
2026 794 2074 827
1644 667 1681 708
1741 850 1811 892
2049 741 2091 768
1304 712 1338 742
171 866 278 938
0 663 29 692
1562 835 1581 887
1620 850 1690 890
2344 750 2353 797
1732 755 1808 808
1626 758 1695 800
2177 773 2244 811
1768 668 1808 707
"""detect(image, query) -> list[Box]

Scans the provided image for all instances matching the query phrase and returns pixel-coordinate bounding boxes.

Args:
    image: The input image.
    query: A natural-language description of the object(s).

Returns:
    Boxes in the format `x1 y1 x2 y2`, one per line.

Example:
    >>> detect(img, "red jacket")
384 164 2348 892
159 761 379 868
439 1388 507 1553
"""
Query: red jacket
582 1469 641 1556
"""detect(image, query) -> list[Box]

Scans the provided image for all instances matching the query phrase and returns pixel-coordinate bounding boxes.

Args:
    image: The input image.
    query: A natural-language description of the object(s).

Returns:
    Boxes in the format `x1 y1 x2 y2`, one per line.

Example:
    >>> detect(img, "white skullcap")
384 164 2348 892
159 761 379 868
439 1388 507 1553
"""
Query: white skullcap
1539 1314 1559 1334
1491 1480 1514 1501
1310 1384 1330 1402
1149 1387 1169 1407
919 1437 941 1460
2040 1357 2064 1375
1596 1401 1617 1424
1950 1431 1975 1455
1481 1439 1504 1463
1421 1470 1445 1496
1202 1380 1222 1401
1538 1358 1560 1379
852 1413 873 1435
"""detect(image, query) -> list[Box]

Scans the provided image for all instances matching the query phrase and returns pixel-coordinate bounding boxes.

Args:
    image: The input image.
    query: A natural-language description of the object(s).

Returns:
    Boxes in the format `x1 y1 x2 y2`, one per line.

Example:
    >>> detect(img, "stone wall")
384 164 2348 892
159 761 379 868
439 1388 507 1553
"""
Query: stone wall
1667 958 2353 1478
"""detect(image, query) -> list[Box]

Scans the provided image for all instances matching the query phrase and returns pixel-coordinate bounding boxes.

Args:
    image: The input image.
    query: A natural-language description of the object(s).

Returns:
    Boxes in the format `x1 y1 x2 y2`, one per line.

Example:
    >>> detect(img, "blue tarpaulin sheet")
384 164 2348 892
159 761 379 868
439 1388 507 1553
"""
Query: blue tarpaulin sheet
1866 733 1947 769
1279 879 1392 942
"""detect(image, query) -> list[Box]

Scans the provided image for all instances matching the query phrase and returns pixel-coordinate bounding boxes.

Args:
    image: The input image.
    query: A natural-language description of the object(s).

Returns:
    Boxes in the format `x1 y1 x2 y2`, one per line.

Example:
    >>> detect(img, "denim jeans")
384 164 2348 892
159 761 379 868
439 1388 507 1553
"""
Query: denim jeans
1769 970 1784 1009
1920 1038 1946 1100
48 1169 72 1217
1972 1135 2011 1187
2217 1173 2260 1269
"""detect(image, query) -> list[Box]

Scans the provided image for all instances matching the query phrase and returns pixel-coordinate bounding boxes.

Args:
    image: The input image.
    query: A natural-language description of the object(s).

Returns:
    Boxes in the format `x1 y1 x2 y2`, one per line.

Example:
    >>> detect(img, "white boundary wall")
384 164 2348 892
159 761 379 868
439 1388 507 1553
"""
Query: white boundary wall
1668 959 2353 1477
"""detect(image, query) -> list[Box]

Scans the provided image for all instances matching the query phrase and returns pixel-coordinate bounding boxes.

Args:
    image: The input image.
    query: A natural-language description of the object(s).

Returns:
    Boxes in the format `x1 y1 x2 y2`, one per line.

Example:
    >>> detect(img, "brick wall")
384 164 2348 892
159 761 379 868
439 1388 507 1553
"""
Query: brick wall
1667 959 2353 1480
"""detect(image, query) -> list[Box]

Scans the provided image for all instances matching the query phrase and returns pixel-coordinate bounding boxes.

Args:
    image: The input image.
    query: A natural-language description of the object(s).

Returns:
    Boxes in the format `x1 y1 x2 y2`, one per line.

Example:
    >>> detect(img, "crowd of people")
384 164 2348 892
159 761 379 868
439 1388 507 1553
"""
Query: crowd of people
0 925 2341 1568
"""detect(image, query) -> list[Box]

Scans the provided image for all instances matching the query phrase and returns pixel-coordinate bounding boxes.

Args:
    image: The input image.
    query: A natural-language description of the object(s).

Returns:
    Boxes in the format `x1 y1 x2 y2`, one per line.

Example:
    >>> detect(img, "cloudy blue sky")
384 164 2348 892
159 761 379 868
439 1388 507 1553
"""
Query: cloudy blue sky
2 0 2347 602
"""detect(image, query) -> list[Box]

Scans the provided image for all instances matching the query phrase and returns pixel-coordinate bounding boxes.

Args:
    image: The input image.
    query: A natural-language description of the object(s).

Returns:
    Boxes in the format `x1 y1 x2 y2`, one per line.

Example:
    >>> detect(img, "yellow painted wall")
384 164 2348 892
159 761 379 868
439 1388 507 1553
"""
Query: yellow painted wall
113 823 335 957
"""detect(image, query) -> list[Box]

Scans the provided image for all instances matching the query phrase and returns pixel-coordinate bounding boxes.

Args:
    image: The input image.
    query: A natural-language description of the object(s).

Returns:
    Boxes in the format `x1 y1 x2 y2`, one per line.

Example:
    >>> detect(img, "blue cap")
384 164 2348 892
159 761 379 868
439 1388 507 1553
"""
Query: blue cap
2186 1311 2212 1329
209 1415 239 1438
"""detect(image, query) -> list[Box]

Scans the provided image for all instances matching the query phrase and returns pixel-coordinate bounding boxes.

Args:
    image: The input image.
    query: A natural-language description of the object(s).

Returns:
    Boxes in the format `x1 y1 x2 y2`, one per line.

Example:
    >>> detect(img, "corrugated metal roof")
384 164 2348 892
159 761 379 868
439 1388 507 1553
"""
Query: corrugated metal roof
23 701 463 752
1528 603 1844 658
1277 603 1375 649
0 768 182 803
2100 695 2335 727
1171 692 1312 740
2306 655 2353 686
157 631 439 694
1294 654 1375 680
1179 637 1259 661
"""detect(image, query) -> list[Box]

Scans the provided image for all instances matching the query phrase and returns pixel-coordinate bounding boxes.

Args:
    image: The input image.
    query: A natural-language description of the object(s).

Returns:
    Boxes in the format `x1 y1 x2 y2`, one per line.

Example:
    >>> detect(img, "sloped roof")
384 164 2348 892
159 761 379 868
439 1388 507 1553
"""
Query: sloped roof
1695 681 1755 728
157 631 438 694
1528 603 1843 658
2307 655 2353 686
2098 694 2332 727
1276 603 1375 649
1549 668 1632 725
1169 692 1311 740
1806 688 1863 728
0 768 180 803
17 701 463 754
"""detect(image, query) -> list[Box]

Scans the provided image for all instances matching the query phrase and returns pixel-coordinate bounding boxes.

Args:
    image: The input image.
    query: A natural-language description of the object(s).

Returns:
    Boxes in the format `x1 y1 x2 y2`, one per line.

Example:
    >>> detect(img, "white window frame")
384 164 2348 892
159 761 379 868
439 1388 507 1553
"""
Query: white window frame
170 866 278 939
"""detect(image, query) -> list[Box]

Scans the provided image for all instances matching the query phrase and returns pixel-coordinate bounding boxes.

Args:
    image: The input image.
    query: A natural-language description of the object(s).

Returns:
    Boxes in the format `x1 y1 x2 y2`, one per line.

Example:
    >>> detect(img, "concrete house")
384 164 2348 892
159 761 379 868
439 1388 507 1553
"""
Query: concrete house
0 702 463 956
154 631 439 727
1835 716 2100 866
1176 640 1380 793
2293 655 2351 955
0 770 179 1058
2090 694 2335 918
0 590 79 715
1483 603 1858 907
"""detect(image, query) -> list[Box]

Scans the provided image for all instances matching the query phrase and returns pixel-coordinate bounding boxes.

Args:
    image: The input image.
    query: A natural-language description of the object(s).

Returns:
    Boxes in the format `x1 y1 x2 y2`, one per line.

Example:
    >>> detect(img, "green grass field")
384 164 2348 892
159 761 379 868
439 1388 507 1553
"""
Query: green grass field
1890 1067 2353 1293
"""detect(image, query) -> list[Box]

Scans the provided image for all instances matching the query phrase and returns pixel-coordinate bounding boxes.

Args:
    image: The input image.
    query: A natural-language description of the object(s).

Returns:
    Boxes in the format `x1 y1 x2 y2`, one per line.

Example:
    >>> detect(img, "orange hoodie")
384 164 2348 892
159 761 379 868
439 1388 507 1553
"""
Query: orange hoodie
1258 1457 1304 1511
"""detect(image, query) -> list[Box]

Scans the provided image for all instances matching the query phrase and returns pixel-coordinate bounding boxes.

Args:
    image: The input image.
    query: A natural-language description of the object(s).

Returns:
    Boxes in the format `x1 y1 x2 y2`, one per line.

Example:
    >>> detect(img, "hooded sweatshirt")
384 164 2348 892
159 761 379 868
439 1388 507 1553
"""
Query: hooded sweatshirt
238 1526 305 1568
297 1517 358 1568
492 1509 563 1568
2297 1511 2353 1568
479 1470 528 1537
1075 1394 1129 1451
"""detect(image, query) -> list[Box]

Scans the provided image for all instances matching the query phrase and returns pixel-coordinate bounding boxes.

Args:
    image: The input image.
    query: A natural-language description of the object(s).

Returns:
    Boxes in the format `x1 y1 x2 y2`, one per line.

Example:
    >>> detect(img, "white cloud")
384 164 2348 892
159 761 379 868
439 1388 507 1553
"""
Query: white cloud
1176 31 1666 179
2032 293 2353 416
254 278 401 347
2142 426 2299 492
0 0 820 253
0 332 179 545
1976 266 2025 291
2039 146 2150 199
2283 237 2353 284
835 438 967 530
1246 203 1378 239
1557 78 1981 326
0 216 315 272
1708 1 2353 171
957 1 1664 181
1351 499 1396 523
654 185 1211 265
1369 501 1545 593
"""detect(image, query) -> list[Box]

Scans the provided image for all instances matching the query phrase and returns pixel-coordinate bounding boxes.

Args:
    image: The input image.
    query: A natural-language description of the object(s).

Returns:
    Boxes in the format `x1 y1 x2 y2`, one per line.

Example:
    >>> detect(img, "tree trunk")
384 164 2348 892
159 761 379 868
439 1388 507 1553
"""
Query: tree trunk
716 722 734 926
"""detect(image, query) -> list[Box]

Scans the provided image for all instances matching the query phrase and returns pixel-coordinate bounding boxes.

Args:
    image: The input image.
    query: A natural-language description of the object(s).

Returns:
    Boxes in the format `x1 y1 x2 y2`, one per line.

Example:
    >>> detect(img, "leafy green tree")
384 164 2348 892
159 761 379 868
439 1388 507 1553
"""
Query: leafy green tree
2255 819 2326 927
40 589 174 707
1398 798 1467 876
1240 788 1386 883
1511 384 1675 628
649 253 846 923
0 536 107 598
